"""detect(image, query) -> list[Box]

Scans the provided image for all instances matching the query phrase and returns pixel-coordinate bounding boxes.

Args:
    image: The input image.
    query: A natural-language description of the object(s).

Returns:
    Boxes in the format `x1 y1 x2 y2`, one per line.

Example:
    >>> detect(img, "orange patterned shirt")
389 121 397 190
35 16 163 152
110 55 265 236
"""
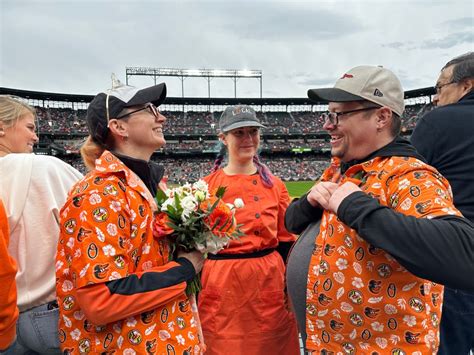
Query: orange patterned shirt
306 156 462 354
56 151 199 354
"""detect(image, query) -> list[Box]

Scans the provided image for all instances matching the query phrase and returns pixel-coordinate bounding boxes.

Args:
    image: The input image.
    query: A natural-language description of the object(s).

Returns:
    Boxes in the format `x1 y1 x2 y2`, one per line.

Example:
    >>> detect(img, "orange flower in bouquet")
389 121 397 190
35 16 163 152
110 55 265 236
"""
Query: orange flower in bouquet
203 199 236 237
152 212 174 238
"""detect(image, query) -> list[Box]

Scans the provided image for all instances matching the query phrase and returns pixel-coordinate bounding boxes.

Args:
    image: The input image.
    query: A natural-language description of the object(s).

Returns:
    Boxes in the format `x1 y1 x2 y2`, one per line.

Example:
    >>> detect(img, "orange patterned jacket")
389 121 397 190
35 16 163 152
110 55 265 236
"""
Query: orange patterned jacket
55 151 199 354
305 156 462 354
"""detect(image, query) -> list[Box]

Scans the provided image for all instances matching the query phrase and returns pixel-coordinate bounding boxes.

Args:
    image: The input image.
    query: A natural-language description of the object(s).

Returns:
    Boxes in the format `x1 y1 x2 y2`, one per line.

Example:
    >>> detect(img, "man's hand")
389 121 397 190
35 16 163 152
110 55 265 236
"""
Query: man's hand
328 181 362 214
306 182 339 209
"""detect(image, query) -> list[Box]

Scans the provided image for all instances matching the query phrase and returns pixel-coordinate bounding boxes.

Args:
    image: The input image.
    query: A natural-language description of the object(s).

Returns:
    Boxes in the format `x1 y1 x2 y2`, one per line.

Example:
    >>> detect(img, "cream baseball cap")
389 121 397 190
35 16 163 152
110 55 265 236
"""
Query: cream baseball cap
308 65 405 116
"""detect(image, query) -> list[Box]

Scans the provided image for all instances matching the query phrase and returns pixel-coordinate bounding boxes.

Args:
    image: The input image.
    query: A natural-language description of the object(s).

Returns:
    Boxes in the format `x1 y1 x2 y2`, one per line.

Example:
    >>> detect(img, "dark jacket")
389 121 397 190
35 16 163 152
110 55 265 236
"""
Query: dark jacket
285 137 474 292
411 91 474 222
114 152 164 196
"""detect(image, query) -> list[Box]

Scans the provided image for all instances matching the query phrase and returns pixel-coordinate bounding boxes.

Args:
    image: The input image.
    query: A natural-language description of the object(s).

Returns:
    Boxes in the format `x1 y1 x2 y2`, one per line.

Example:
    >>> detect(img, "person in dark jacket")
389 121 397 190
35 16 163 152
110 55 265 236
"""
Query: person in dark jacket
285 65 474 354
411 52 474 355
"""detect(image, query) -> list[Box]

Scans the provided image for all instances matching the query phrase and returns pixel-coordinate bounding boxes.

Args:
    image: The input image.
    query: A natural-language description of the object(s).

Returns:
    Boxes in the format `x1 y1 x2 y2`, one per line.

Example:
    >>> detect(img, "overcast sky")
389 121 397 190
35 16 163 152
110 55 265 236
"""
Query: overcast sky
1 0 473 98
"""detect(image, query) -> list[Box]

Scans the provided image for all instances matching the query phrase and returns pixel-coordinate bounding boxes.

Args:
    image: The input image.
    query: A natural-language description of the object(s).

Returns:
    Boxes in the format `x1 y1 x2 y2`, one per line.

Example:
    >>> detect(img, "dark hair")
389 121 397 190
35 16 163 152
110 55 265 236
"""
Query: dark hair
359 100 401 137
390 113 402 136
211 142 274 188
442 52 474 83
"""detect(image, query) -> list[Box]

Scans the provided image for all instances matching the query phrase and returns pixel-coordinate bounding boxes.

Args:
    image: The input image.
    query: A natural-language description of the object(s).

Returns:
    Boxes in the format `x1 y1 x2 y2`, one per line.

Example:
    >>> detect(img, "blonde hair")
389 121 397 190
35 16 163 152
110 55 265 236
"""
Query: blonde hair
80 133 119 171
80 136 106 171
0 95 36 127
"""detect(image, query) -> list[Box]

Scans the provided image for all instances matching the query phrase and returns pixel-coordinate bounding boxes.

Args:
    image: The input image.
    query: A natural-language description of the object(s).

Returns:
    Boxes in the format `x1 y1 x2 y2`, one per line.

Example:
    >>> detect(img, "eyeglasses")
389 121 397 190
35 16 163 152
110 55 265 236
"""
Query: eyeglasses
434 81 455 94
321 106 380 126
116 103 159 119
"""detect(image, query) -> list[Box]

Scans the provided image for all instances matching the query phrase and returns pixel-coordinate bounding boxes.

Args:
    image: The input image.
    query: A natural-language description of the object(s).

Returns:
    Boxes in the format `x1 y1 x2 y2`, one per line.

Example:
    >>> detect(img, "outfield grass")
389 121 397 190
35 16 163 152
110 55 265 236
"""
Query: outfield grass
284 181 315 198
170 180 315 198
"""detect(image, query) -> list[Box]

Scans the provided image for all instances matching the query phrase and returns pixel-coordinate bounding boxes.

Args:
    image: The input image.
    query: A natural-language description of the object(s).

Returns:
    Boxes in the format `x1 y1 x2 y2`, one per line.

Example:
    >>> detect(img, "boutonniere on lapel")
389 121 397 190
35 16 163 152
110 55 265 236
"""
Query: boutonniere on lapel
348 170 368 186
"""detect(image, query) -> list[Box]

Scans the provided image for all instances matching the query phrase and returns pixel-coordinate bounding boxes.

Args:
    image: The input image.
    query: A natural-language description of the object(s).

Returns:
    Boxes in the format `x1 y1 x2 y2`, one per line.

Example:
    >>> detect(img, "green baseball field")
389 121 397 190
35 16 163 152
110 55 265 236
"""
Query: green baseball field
169 181 314 199
284 181 315 198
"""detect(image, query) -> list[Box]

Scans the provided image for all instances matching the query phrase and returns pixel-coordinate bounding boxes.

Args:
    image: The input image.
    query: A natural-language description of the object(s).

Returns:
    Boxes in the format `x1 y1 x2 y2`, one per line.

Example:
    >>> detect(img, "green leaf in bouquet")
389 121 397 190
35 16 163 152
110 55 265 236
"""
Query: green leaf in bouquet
215 186 227 199
166 204 177 215
210 216 222 231
174 194 183 214
166 220 181 231
184 214 199 226
155 189 167 206
168 242 177 259
232 223 246 239
186 275 202 296
205 198 221 216
218 216 230 232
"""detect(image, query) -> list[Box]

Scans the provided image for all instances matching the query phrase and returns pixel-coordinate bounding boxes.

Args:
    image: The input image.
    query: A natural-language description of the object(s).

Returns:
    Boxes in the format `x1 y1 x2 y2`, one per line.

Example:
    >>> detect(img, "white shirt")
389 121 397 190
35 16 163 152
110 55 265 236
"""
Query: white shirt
0 153 83 311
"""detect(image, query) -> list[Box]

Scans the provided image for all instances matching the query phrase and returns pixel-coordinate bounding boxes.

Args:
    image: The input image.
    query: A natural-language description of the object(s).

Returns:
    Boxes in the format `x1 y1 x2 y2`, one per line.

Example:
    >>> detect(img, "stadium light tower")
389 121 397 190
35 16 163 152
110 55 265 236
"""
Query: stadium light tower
125 67 263 98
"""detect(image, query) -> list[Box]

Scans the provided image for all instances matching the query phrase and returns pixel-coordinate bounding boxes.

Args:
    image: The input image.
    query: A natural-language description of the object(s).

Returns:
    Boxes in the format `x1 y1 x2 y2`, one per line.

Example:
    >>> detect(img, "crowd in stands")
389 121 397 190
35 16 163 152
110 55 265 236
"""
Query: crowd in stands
34 103 431 182
36 107 88 134
59 155 328 183
157 156 328 183
150 140 329 153
400 103 434 130
34 104 429 136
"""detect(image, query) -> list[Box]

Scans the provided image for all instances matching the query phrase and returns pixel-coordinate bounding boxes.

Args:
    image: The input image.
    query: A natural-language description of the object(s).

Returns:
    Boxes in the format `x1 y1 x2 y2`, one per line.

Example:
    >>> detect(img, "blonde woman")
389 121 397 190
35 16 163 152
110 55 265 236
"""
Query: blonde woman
0 95 82 354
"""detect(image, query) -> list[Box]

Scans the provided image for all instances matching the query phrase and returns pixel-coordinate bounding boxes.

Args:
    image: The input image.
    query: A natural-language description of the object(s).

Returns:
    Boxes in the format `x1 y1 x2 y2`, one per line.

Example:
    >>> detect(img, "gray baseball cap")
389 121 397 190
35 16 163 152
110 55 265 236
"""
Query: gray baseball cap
307 65 405 116
219 105 266 133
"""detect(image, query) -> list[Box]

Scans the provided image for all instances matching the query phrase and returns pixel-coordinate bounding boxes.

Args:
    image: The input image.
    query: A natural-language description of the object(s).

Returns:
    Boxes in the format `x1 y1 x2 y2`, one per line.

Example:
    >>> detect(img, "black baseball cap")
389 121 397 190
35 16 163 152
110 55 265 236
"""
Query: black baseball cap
86 80 167 144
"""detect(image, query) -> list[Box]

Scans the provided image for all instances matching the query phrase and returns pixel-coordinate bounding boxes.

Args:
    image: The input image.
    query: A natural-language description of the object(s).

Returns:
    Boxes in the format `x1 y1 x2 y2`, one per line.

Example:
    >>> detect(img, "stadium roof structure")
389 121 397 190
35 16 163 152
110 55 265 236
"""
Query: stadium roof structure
0 86 435 106
126 67 264 99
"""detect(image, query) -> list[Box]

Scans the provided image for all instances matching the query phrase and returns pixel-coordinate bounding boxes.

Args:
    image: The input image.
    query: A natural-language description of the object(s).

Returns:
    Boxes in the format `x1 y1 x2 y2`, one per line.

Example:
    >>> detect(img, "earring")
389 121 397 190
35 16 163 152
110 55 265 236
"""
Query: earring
0 129 4 137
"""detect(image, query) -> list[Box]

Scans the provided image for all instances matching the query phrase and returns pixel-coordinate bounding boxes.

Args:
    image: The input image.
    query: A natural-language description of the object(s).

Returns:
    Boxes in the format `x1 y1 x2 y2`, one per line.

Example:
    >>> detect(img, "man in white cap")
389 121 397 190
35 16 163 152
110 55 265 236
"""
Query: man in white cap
285 65 474 353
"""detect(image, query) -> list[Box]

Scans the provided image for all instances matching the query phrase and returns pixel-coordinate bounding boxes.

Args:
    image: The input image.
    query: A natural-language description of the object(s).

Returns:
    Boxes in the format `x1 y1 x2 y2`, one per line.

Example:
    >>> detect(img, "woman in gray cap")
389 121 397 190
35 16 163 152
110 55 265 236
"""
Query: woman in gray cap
55 79 205 354
198 105 300 354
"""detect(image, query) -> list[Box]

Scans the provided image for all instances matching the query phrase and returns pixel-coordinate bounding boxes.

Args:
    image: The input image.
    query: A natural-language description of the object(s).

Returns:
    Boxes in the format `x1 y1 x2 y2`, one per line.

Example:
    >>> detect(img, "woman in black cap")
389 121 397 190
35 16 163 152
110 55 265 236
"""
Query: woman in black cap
55 79 205 354
198 105 300 354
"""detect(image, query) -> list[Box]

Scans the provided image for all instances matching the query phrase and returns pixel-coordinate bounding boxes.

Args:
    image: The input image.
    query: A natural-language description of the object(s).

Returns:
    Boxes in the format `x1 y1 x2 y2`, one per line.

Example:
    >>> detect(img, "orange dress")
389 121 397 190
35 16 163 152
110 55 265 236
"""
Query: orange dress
55 151 199 354
199 169 300 355
0 200 18 350
305 156 463 354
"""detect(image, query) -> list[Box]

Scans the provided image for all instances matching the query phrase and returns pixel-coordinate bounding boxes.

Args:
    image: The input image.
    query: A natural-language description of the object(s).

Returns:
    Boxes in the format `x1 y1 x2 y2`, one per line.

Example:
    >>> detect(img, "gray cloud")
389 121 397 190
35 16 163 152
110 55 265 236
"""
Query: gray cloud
382 31 473 51
396 70 428 90
382 41 409 49
1 0 473 97
441 17 474 29
419 31 474 49
217 4 364 41
297 77 335 87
